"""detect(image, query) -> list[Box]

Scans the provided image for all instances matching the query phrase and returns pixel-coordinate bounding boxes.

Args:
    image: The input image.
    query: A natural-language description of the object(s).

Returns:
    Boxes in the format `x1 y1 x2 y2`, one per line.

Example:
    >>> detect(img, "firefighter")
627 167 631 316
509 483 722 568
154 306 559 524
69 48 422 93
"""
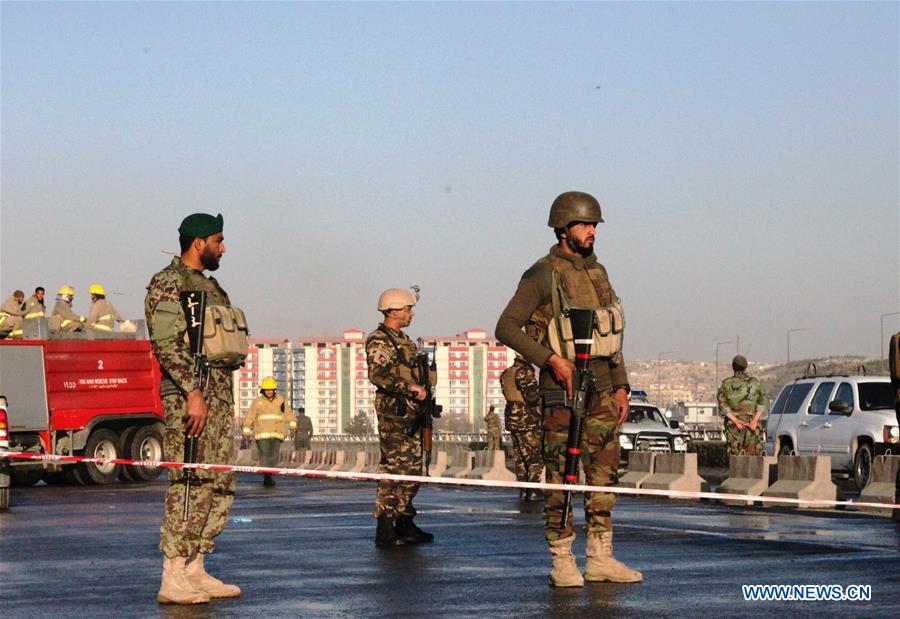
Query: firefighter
48 286 86 333
87 284 126 333
0 290 26 339
242 377 296 487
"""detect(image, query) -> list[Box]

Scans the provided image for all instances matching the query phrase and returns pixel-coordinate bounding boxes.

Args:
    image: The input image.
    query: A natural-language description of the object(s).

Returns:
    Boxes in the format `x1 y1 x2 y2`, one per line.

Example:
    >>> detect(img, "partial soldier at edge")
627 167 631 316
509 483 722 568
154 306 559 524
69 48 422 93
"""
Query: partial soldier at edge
500 355 544 501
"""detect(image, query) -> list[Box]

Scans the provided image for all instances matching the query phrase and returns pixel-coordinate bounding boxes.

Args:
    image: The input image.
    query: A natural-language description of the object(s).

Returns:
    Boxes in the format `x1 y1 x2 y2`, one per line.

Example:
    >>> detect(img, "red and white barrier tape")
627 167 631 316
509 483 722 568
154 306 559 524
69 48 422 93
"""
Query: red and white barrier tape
2 451 899 510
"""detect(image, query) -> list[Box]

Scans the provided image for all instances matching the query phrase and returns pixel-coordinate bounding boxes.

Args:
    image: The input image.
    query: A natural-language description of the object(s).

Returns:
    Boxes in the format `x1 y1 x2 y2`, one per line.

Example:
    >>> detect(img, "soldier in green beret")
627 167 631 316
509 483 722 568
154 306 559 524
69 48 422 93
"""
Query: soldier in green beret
717 355 767 456
145 212 241 604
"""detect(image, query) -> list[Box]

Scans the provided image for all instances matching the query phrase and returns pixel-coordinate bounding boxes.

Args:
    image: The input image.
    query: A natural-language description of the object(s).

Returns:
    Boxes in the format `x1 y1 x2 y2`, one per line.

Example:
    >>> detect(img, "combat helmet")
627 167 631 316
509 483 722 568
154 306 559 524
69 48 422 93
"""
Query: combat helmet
548 191 604 228
377 288 418 311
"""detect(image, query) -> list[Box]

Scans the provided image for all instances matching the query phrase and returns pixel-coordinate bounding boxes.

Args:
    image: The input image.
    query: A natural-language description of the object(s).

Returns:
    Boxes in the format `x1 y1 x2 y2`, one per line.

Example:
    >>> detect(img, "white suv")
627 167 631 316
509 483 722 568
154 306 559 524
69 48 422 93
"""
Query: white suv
765 374 899 489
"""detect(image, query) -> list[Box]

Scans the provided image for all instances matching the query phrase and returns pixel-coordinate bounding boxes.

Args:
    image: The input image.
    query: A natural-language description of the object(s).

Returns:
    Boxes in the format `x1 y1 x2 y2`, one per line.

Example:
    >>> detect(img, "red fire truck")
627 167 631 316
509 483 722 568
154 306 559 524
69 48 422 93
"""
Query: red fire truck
0 338 166 493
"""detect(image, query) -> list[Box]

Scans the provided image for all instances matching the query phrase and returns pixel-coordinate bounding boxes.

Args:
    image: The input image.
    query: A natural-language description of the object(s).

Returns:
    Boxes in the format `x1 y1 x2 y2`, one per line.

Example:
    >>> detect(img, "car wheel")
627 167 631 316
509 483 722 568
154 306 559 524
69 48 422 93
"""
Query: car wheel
777 440 793 457
853 443 873 491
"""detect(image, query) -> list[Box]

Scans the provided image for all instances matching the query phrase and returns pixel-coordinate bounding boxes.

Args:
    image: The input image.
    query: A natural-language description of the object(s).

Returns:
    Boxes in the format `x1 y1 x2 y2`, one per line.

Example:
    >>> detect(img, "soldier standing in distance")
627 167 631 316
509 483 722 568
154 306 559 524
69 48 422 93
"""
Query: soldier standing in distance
365 288 434 547
717 355 767 456
145 213 241 604
496 191 641 587
293 406 314 453
501 355 544 501
484 405 503 450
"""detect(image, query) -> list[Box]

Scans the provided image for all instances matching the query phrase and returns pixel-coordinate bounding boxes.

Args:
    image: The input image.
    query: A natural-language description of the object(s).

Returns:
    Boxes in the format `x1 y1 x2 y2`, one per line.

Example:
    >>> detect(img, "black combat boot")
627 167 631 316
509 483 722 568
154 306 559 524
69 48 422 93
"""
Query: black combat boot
525 489 544 502
375 515 405 547
263 474 275 487
394 515 434 543
518 489 527 501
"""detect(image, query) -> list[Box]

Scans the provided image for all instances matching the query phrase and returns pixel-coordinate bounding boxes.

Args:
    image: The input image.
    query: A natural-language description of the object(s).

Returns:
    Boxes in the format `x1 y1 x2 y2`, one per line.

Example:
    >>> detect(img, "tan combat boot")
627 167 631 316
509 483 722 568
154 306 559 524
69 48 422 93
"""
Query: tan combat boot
548 534 585 587
157 556 211 604
184 553 241 598
584 531 642 583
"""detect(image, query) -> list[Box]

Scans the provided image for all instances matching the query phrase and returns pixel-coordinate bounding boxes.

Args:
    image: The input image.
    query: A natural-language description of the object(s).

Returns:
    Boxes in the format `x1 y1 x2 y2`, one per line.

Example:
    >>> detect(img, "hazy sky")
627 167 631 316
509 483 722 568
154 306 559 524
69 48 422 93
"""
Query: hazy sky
2 1 898 363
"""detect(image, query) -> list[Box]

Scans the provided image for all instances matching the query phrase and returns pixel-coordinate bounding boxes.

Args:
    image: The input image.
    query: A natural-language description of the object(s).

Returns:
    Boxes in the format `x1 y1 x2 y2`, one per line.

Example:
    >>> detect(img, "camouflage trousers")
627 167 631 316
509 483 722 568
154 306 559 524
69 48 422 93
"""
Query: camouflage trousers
724 417 764 456
487 430 503 451
374 409 422 518
543 390 620 542
510 425 543 483
160 395 236 558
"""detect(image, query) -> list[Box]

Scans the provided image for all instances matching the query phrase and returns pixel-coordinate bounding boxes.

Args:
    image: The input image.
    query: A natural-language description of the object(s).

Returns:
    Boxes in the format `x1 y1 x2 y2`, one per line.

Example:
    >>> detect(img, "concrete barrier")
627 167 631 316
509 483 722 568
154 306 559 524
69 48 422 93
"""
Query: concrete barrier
326 451 346 471
361 449 380 474
859 455 900 518
443 451 474 478
307 450 325 470
618 451 655 489
465 450 516 482
762 455 837 509
641 453 706 497
234 449 253 466
428 451 448 477
717 455 777 505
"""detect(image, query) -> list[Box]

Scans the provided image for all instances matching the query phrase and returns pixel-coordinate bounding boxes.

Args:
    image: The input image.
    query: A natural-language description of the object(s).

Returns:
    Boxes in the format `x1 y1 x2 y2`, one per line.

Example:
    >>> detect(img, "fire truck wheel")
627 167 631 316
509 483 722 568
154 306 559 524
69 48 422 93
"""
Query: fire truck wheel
10 467 43 487
122 423 165 482
79 428 122 485
117 426 139 482
63 465 90 485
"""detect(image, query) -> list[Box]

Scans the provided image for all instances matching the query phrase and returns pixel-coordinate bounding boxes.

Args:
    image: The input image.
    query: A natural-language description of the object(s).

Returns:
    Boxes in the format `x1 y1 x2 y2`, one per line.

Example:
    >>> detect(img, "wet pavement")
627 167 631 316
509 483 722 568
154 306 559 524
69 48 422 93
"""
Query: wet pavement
1 475 898 618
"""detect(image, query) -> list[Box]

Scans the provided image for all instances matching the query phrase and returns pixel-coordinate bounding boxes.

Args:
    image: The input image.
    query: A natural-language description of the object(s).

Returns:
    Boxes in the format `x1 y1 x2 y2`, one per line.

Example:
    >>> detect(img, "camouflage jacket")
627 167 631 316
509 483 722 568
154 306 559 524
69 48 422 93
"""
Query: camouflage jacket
495 245 629 392
504 359 541 432
717 372 766 418
485 410 502 436
144 257 234 403
365 323 418 417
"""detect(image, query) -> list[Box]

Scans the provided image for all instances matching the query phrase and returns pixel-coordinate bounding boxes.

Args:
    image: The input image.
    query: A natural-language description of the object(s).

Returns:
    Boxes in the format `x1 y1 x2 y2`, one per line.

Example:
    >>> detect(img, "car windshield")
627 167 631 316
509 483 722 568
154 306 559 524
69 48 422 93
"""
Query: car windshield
858 382 895 411
628 406 667 425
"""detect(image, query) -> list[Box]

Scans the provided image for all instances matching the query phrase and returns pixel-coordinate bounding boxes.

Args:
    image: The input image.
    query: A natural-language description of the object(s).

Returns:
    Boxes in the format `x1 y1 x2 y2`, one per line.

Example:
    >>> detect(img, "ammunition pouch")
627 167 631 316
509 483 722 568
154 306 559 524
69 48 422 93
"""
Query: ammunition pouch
198 303 249 368
500 365 524 403
548 269 624 361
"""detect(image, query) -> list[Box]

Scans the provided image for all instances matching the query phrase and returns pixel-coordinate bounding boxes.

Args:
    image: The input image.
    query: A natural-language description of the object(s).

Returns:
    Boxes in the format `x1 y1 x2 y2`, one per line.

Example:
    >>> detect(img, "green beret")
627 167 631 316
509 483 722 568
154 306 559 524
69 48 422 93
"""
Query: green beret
178 213 224 238
732 355 748 370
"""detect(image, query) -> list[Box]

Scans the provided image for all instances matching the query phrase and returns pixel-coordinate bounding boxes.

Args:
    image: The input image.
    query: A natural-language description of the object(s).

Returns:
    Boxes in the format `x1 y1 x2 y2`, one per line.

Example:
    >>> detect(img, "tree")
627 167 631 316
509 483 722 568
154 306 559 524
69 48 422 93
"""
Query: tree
344 411 373 436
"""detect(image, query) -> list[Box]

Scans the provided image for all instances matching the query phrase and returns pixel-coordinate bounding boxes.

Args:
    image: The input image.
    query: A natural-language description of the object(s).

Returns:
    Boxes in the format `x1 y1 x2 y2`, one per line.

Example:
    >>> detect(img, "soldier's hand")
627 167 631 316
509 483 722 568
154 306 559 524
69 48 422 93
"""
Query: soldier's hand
184 389 208 437
614 388 630 426
748 419 758 432
408 384 427 401
547 354 575 398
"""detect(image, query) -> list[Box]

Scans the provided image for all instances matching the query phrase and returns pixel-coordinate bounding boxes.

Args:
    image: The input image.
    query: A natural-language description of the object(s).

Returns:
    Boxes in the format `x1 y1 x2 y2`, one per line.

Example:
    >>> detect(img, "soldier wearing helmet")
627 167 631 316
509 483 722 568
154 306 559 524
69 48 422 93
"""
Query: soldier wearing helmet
365 287 434 547
496 191 640 587
86 283 125 334
717 355 767 456
242 376 296 487
48 286 86 334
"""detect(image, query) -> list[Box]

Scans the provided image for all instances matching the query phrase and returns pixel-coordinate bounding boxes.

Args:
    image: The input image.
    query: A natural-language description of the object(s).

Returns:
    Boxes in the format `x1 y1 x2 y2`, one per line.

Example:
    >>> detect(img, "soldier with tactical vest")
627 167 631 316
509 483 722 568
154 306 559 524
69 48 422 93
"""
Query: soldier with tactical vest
496 191 641 587
717 355 767 456
0 290 26 339
242 376 296 487
87 284 126 333
365 287 434 547
48 286 86 334
145 212 246 605
484 405 503 450
500 356 544 501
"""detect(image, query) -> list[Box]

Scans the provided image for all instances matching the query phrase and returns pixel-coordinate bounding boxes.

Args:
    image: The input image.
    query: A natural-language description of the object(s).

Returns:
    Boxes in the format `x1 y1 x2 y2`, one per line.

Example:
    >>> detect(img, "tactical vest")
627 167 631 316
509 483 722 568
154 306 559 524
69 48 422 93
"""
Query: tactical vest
889 332 900 382
500 365 524 403
183 270 249 368
545 253 624 360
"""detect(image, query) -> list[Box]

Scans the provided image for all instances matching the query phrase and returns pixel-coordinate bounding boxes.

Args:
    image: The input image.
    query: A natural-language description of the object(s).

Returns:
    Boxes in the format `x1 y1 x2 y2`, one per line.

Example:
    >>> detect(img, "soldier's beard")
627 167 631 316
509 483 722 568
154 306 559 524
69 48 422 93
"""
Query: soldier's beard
565 236 594 257
200 250 221 271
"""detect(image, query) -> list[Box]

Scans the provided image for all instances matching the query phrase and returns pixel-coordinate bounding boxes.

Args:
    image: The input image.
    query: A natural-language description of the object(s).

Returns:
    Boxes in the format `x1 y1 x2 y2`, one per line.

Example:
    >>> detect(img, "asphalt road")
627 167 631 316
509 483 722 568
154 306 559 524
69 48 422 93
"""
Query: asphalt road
1 475 898 618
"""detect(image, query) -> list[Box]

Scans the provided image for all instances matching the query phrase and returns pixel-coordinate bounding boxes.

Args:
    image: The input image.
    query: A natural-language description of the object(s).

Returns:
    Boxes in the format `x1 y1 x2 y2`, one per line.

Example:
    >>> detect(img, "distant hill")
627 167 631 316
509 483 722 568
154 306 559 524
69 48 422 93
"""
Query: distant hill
628 356 883 407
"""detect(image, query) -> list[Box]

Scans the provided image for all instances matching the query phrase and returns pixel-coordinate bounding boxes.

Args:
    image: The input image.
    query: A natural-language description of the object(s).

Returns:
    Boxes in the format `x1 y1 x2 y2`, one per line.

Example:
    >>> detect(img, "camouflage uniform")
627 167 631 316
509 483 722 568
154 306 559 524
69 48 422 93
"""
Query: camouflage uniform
145 257 238 558
502 358 543 484
366 323 422 519
496 245 629 541
717 371 767 456
294 412 313 450
485 407 503 450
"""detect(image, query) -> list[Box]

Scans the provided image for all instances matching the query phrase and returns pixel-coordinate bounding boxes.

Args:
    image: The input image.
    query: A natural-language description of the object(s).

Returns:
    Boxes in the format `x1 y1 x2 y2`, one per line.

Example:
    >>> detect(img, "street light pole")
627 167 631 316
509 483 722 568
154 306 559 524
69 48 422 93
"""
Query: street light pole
714 340 735 398
881 312 900 372
786 328 810 364
656 350 676 405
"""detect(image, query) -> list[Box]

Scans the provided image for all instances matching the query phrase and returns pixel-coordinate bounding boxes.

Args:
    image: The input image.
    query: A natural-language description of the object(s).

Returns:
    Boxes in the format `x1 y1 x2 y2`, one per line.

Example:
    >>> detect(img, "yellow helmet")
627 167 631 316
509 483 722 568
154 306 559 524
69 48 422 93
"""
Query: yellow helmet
57 285 75 297
89 284 106 296
260 376 278 390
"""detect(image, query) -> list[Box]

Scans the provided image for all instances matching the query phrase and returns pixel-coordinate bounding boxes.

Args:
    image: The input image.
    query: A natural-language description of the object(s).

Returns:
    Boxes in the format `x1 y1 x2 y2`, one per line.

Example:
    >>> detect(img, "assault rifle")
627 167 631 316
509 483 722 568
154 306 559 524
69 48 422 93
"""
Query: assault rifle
560 308 597 529
407 350 442 476
180 290 211 521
